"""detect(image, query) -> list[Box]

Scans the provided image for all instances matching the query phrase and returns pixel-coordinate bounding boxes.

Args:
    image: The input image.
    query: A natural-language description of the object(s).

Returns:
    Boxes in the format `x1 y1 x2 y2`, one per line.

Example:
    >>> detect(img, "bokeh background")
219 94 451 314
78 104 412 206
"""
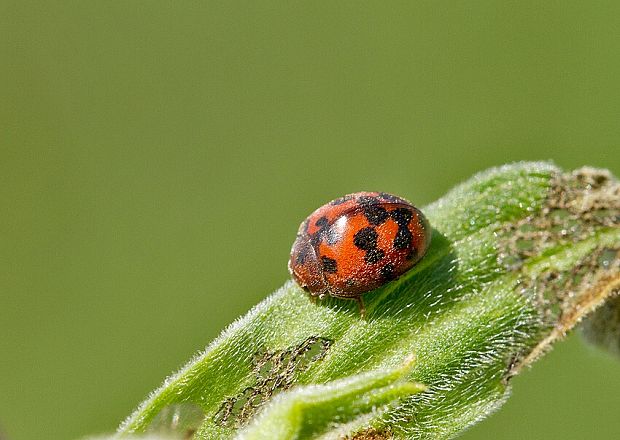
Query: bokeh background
2 2 619 439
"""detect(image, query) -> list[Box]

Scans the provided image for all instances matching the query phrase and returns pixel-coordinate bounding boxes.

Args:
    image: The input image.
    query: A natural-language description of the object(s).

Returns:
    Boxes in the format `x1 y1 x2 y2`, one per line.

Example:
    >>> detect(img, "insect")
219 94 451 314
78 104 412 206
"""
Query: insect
288 192 431 316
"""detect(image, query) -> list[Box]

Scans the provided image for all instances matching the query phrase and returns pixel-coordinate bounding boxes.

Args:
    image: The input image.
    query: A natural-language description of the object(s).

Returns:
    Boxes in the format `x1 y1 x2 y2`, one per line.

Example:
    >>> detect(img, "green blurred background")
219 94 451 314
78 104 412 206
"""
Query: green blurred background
1 2 619 439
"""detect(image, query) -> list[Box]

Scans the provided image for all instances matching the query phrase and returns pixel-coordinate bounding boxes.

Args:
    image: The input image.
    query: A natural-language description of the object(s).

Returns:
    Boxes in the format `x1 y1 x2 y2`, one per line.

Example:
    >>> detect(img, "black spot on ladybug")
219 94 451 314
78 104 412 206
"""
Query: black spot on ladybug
353 227 379 250
321 256 338 273
357 195 387 225
394 228 413 250
310 216 331 246
345 279 355 287
295 244 311 264
390 207 413 224
354 227 385 263
390 208 414 250
357 195 379 207
363 205 389 226
331 195 353 205
380 263 396 281
315 216 329 228
378 192 403 203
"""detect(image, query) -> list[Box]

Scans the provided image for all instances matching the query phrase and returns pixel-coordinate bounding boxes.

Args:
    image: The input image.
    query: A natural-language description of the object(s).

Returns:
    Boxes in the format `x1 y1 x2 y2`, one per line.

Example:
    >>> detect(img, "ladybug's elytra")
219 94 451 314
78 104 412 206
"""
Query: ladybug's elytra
288 192 431 316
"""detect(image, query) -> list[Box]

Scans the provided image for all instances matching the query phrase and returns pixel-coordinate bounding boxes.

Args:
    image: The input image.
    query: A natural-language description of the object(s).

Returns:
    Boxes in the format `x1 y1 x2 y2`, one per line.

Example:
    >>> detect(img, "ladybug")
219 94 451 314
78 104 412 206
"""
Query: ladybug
288 192 431 316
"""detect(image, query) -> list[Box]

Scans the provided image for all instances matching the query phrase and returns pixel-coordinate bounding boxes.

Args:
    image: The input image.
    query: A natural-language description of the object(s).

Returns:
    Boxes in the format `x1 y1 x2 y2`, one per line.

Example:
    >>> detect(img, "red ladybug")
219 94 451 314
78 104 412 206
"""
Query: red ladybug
288 192 431 316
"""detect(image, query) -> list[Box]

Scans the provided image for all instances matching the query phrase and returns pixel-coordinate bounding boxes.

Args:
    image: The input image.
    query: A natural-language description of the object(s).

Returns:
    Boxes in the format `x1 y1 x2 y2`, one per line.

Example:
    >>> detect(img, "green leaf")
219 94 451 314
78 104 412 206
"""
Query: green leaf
117 162 619 440
236 355 425 440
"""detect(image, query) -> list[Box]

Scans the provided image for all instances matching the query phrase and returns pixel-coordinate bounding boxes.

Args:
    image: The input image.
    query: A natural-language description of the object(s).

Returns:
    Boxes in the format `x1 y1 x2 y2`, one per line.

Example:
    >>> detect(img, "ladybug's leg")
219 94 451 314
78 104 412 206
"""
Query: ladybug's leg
309 291 326 305
356 297 366 319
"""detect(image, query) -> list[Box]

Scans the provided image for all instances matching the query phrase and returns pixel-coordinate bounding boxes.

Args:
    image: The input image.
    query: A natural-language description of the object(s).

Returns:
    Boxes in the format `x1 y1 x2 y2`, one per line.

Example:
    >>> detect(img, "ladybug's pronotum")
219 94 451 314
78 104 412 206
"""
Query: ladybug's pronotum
288 192 431 316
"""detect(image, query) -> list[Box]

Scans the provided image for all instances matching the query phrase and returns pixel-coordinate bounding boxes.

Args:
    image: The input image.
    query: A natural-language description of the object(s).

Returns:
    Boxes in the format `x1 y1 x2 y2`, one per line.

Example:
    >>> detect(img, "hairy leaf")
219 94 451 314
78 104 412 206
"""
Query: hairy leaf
117 162 619 440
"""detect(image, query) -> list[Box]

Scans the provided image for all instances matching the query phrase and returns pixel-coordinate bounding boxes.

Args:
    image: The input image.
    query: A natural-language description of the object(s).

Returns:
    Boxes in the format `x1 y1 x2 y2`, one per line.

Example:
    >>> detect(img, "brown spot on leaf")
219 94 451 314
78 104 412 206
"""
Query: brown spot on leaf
498 167 619 272
342 427 393 439
214 336 332 427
